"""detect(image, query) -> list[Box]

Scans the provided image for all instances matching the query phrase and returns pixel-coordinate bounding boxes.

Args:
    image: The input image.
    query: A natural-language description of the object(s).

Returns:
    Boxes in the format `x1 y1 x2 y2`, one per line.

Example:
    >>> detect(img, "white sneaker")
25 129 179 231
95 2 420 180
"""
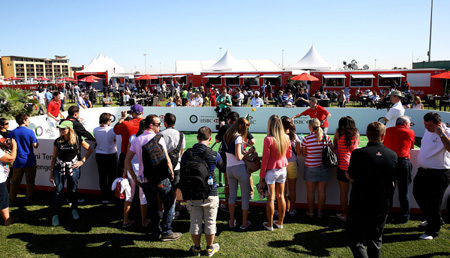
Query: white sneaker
420 221 428 227
419 234 433 240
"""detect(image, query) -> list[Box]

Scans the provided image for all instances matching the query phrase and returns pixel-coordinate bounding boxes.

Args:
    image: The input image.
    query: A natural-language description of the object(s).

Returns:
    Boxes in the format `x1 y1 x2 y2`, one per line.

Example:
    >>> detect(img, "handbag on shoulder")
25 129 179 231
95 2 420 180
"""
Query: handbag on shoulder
322 135 338 168
243 151 261 174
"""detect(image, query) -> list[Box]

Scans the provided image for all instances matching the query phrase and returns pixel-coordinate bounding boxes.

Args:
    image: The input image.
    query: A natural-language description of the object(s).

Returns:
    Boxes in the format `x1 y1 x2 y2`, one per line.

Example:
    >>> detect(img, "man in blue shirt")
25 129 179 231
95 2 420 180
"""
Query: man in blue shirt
45 88 53 106
8 113 39 204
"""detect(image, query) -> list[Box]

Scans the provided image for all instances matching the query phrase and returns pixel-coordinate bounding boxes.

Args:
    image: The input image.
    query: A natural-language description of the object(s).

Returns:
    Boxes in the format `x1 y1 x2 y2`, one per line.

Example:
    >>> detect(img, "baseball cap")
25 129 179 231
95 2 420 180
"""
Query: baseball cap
57 120 74 129
130 104 144 114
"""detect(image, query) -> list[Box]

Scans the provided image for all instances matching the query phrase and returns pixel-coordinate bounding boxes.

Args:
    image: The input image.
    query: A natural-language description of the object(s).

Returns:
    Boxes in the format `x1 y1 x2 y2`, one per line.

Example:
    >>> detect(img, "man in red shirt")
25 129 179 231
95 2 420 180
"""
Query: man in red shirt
114 104 144 177
292 97 331 134
46 92 63 137
384 115 415 224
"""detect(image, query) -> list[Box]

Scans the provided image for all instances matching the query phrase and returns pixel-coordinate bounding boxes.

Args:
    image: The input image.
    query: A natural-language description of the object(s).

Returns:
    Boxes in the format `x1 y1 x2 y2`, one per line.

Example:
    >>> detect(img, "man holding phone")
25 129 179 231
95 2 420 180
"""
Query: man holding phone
114 104 144 178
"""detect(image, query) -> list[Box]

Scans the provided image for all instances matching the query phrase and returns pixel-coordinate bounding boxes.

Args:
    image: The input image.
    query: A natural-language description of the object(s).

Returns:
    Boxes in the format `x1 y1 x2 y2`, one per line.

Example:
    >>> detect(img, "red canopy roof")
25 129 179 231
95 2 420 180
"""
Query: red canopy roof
136 74 158 80
5 77 22 80
79 75 101 82
36 77 50 81
290 73 319 81
431 71 450 79
59 77 76 82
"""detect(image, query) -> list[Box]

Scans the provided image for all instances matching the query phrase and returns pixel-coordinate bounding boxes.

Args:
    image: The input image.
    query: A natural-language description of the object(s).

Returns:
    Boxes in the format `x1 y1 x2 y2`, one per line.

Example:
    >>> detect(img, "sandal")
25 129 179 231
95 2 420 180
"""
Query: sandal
240 221 251 230
5 217 19 226
318 212 324 219
304 211 314 218
336 213 347 222
122 220 135 228
263 222 273 231
229 219 236 229
273 220 283 229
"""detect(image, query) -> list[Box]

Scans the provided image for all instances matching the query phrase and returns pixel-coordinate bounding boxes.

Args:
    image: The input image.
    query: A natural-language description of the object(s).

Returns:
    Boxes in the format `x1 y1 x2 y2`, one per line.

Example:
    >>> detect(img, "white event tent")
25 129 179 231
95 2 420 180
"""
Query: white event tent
81 53 125 75
287 45 334 71
175 50 281 73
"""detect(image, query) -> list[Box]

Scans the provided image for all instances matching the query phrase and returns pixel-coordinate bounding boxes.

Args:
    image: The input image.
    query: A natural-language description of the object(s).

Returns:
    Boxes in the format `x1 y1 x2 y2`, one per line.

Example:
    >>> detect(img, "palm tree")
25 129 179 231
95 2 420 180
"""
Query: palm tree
0 87 38 120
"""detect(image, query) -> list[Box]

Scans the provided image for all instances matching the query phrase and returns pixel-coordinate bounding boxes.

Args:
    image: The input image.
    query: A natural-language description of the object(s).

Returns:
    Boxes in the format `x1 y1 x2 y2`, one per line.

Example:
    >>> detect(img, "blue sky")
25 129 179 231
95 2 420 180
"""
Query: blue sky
2 0 449 73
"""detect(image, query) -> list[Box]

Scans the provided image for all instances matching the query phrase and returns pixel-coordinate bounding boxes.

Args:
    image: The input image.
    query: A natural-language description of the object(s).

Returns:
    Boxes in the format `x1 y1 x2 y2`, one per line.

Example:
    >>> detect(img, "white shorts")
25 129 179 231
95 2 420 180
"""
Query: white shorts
264 167 287 185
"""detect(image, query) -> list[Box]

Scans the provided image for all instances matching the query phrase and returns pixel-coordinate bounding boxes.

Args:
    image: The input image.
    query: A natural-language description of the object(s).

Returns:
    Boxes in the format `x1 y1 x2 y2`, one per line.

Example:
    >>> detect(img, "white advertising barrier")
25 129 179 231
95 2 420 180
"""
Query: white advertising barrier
8 106 450 210
8 106 450 138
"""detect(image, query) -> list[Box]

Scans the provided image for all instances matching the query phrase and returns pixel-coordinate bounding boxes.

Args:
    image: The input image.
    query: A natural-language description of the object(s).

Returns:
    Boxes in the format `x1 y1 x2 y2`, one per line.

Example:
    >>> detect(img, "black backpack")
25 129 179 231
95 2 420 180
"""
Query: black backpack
167 132 184 169
142 135 169 183
179 148 213 200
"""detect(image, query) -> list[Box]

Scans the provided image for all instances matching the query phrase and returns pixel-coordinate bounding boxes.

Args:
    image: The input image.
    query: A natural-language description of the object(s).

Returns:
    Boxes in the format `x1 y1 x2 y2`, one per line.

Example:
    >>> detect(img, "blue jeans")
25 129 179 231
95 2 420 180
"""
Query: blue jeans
395 158 412 221
51 167 80 216
140 178 175 238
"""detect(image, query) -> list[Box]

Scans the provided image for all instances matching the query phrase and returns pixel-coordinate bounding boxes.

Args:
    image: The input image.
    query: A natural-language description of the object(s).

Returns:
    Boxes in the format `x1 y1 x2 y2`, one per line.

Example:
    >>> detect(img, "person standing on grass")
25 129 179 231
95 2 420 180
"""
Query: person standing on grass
384 116 414 224
49 121 93 226
292 97 331 134
8 113 39 205
281 117 301 217
260 115 291 231
382 90 404 128
181 126 223 257
114 104 144 178
93 113 117 204
333 116 359 222
222 118 252 230
215 112 256 212
122 120 149 228
125 114 181 242
158 113 185 218
413 112 450 240
346 122 397 258
0 136 18 225
301 118 332 219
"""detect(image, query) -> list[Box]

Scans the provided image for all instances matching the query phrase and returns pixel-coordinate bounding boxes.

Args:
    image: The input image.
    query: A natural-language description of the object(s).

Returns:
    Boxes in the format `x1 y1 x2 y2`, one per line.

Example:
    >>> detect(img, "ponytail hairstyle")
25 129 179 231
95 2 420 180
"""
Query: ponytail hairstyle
267 115 288 158
136 119 146 137
281 116 297 141
309 118 323 144
224 117 249 145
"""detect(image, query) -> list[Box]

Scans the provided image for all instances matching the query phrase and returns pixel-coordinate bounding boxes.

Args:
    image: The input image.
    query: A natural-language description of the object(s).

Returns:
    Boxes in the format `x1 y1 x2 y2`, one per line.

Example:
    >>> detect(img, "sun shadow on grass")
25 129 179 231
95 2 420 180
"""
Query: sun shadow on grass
8 232 190 258
267 226 348 257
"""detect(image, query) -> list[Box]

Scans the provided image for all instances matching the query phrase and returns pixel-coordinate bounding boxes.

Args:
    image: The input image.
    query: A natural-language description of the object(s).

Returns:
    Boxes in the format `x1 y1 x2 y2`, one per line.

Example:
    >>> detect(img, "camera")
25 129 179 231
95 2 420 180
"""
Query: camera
126 110 132 114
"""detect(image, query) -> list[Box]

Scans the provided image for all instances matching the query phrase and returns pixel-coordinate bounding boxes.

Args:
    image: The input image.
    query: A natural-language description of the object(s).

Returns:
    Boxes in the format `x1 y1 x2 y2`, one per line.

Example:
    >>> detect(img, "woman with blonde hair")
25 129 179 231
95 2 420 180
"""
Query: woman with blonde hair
260 115 291 230
301 118 332 218
49 120 93 226
281 117 301 217
411 96 424 109
223 117 252 230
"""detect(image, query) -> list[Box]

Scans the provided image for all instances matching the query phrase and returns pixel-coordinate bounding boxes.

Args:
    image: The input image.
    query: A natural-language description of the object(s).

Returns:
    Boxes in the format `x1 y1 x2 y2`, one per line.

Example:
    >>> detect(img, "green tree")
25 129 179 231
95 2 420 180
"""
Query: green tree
0 87 38 120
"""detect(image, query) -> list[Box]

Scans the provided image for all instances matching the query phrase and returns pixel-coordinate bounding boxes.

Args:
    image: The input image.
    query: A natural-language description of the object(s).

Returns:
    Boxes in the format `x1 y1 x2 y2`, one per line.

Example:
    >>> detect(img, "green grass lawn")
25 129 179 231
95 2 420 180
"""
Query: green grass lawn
2 191 450 258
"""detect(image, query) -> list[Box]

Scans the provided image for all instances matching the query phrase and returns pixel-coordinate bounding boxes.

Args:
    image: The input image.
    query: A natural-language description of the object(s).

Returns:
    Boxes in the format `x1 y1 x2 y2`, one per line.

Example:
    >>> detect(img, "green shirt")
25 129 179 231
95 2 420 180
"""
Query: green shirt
181 90 188 99
217 94 231 109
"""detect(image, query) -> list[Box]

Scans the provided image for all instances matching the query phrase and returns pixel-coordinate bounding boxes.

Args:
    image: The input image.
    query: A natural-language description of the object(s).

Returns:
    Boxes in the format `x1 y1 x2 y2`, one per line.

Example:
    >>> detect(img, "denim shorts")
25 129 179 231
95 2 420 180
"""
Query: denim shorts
304 166 330 182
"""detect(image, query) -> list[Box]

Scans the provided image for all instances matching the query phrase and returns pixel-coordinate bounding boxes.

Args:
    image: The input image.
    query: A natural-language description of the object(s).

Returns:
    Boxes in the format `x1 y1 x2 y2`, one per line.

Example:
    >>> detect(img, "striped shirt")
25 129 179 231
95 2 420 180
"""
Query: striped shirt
336 135 359 171
302 132 331 167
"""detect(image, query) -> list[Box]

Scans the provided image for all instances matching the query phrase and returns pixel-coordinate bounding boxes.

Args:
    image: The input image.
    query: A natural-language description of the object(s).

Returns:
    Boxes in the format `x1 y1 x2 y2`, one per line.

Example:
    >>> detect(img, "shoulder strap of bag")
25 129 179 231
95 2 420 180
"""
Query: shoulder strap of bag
176 131 184 152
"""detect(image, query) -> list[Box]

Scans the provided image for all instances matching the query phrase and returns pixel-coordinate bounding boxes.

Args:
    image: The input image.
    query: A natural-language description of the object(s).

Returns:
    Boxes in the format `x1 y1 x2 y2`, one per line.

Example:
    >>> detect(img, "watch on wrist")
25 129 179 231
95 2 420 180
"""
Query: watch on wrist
440 133 446 138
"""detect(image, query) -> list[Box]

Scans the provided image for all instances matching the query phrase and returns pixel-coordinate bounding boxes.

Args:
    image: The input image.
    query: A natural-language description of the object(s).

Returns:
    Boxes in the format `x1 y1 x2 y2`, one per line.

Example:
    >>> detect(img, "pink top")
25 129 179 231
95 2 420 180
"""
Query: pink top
260 135 291 178
129 130 167 177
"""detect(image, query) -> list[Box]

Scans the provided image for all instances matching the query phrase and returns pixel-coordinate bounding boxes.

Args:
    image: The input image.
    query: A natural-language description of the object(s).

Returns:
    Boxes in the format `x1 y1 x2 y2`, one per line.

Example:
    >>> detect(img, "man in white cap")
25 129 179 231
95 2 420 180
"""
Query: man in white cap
383 90 405 128
250 91 264 108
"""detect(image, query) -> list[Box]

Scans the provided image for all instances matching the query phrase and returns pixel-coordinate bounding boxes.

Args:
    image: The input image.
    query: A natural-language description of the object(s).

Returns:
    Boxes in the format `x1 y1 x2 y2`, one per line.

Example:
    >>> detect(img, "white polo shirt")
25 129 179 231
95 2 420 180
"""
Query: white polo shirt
385 102 405 128
418 125 450 169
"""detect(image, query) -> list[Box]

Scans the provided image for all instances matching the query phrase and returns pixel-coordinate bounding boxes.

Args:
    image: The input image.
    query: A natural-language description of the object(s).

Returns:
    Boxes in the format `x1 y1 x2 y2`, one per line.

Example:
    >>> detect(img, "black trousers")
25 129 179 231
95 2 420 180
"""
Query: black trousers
95 153 118 200
347 212 388 258
413 168 450 237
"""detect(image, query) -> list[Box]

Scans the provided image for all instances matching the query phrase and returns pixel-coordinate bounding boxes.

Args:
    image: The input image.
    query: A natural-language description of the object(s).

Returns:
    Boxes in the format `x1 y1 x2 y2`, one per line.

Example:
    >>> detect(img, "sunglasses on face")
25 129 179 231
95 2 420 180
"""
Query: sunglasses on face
152 123 161 127
59 128 69 131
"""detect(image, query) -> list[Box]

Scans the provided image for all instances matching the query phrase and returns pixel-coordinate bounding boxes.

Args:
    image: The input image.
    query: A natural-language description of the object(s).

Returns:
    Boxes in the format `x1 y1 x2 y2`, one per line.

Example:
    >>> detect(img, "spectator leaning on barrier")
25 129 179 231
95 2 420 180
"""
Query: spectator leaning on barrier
383 90 405 128
47 92 63 137
114 104 144 178
216 88 232 125
292 97 331 134
250 91 264 108
93 113 117 204
413 112 450 240
64 106 96 142
346 122 397 258
384 116 415 224
181 126 223 257
8 113 39 205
